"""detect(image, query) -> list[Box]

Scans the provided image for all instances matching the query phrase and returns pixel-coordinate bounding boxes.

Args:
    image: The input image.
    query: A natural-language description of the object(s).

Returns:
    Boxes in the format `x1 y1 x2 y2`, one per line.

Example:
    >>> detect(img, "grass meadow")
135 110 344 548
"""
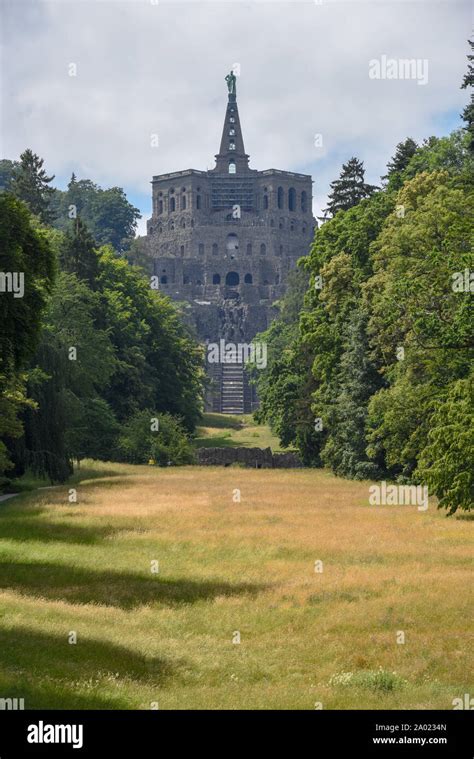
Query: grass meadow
0 461 471 710
192 413 288 450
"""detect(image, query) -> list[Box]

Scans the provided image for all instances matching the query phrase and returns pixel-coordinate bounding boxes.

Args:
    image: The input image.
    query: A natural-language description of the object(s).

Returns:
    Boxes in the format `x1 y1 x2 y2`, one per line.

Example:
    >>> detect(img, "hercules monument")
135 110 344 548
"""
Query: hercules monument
143 72 316 413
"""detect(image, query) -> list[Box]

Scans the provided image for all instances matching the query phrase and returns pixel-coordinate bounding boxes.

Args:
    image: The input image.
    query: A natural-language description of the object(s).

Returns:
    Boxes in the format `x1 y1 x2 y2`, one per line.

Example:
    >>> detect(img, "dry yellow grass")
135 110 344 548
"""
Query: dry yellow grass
0 462 471 709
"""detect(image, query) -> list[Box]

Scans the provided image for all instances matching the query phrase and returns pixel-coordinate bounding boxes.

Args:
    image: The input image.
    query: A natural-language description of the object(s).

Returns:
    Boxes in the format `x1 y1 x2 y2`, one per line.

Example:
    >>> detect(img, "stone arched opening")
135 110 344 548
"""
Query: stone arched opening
225 271 240 286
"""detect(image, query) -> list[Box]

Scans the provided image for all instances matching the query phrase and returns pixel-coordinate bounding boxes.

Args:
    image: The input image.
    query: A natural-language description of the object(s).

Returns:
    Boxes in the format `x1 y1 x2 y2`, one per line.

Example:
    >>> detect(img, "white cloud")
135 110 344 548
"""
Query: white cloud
1 0 470 222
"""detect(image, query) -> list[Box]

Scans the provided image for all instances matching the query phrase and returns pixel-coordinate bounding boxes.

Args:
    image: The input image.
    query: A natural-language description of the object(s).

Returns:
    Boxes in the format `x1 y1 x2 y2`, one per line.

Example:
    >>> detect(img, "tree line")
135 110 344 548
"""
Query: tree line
250 42 473 514
0 155 203 486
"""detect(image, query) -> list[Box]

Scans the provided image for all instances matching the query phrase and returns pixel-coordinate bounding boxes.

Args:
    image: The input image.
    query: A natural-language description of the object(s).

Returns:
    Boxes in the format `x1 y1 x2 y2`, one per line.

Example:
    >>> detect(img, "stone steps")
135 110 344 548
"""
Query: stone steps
221 364 244 414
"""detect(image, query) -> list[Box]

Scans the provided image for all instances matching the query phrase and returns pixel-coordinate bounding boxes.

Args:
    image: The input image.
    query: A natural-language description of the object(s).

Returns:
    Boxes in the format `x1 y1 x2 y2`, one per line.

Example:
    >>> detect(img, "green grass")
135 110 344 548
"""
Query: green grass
0 461 471 710
193 413 290 451
199 413 244 429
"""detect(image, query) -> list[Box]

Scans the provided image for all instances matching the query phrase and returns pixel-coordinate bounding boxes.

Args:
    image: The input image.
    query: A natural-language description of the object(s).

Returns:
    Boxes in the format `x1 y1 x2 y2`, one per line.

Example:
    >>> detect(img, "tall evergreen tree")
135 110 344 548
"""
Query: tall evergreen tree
321 308 383 479
322 157 378 219
382 137 418 189
460 38 474 153
10 149 55 223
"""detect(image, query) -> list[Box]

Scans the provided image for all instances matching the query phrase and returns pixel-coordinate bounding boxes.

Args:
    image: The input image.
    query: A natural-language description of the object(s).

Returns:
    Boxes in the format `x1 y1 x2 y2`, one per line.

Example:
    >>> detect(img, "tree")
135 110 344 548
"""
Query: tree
60 217 100 289
0 159 16 192
417 375 473 514
20 271 116 481
65 397 119 462
401 131 470 181
0 195 56 377
0 374 32 481
365 171 473 484
10 149 55 223
0 195 56 479
460 38 474 153
97 246 204 431
322 157 378 219
250 267 311 450
298 191 395 465
321 308 383 479
117 410 194 465
90 187 140 251
51 177 141 251
382 138 418 189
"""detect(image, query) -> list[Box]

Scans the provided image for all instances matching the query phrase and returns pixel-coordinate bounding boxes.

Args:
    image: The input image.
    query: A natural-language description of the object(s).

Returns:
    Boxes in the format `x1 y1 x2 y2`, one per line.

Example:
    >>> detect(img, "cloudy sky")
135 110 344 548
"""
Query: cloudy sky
0 0 471 233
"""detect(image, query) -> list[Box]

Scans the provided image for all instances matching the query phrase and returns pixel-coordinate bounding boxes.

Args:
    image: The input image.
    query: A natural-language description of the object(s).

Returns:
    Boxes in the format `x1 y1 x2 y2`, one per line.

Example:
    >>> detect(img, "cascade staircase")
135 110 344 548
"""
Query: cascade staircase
221 363 244 414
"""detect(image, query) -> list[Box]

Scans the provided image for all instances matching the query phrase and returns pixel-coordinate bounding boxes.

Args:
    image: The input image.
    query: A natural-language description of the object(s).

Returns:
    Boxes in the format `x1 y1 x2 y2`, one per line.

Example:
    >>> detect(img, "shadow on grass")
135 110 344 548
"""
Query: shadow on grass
74 476 140 491
0 508 118 545
0 626 178 709
0 561 266 609
6 465 123 495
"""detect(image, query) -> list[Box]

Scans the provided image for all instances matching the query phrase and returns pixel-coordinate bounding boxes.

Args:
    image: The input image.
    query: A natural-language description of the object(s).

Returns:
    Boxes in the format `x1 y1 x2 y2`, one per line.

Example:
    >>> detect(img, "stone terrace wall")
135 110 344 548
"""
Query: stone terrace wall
195 447 302 468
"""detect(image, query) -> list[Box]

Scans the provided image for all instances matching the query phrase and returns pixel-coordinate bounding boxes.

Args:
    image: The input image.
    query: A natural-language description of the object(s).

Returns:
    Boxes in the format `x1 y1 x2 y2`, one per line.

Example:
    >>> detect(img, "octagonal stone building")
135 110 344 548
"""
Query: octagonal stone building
143 77 316 413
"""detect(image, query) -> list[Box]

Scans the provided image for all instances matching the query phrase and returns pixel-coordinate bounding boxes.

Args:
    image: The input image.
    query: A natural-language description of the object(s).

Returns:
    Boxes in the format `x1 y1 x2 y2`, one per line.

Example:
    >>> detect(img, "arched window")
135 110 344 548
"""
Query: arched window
290 219 295 232
229 142 235 150
180 245 185 257
180 217 186 229
246 243 252 256
170 196 176 212
158 200 163 214
225 271 240 286
277 187 284 209
226 234 238 253
275 273 280 284
288 187 296 212
260 243 266 255
198 243 204 255
244 273 253 284
160 275 167 285
301 191 307 213
263 195 268 210
196 195 201 209
158 225 162 234
229 161 236 174
181 194 187 210
212 243 218 256
229 128 235 136
302 223 307 234
212 273 221 284
270 218 274 227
